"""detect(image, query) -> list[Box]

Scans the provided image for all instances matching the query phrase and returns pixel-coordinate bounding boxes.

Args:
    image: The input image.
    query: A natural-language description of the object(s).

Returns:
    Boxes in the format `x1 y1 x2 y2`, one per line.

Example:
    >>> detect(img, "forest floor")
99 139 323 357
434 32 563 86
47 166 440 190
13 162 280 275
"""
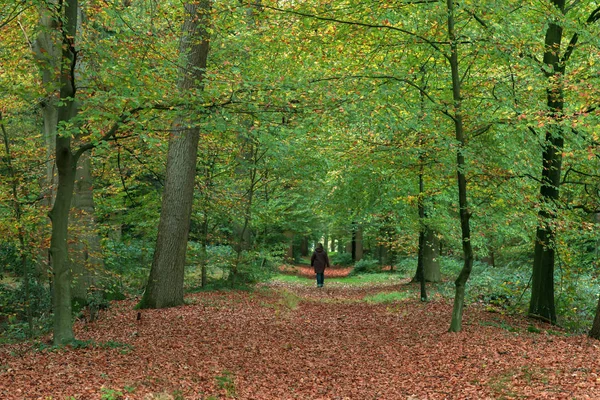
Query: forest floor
1 265 600 400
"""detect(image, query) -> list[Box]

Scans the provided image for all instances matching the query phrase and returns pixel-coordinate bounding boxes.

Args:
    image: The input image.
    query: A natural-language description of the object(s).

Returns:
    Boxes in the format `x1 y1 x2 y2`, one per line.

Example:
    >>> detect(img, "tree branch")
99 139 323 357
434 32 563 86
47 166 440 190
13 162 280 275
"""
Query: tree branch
260 4 448 59
73 107 144 160
561 6 600 64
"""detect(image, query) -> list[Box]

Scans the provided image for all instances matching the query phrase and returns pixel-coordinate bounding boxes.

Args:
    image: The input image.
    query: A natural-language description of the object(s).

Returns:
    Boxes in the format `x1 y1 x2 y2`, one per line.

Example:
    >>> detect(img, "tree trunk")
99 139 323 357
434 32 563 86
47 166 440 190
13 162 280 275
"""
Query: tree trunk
354 225 363 261
33 2 61 279
447 0 474 332
589 295 600 340
528 0 567 325
300 237 309 257
139 1 211 309
416 164 427 301
44 0 80 345
423 229 441 282
284 231 294 262
50 140 77 345
70 153 103 302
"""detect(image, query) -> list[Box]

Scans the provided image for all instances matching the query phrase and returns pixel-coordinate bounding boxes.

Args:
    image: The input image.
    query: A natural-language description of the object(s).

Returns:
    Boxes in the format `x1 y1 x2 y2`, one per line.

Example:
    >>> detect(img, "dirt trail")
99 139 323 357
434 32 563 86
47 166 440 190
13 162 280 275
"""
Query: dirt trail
1 277 599 399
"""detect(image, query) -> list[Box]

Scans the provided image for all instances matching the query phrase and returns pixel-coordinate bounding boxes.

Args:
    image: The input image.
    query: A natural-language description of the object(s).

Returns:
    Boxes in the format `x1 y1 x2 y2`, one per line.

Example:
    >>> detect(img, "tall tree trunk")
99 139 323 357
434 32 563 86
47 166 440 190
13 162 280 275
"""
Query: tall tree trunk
69 6 103 303
35 2 102 301
447 0 474 332
139 1 211 309
528 0 566 325
33 2 61 279
45 0 80 345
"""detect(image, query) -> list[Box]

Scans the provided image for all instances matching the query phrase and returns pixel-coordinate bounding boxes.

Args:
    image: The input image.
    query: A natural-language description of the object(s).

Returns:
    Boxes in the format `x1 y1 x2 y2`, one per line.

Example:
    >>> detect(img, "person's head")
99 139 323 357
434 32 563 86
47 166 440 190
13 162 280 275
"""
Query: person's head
316 243 323 250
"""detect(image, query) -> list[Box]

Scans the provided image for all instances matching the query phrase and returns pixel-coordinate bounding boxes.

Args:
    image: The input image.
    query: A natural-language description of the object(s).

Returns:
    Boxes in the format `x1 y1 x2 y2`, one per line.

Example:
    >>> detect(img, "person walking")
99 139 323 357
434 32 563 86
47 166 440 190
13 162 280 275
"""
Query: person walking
311 243 330 288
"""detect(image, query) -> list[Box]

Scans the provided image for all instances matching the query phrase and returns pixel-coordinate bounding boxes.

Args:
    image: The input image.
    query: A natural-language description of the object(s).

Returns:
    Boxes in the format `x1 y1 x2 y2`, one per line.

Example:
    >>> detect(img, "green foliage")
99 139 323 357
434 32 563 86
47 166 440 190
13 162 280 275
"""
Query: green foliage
215 371 236 397
0 242 19 274
0 279 51 342
229 250 280 286
100 387 124 400
350 258 381 275
330 252 353 266
394 257 419 276
36 339 133 353
103 239 153 292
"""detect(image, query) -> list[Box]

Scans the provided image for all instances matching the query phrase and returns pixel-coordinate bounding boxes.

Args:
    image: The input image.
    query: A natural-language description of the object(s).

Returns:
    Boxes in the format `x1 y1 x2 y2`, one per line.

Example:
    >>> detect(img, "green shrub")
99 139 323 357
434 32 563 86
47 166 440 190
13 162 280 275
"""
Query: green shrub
103 239 153 291
0 242 20 274
350 258 381 275
0 279 51 321
0 279 52 342
331 252 353 266
394 257 418 276
227 248 281 286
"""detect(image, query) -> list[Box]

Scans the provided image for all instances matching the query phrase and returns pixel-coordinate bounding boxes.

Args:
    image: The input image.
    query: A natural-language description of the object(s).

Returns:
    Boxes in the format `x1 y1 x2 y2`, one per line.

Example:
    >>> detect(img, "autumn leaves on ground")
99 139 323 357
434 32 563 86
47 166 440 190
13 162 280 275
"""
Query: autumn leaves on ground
1 266 599 400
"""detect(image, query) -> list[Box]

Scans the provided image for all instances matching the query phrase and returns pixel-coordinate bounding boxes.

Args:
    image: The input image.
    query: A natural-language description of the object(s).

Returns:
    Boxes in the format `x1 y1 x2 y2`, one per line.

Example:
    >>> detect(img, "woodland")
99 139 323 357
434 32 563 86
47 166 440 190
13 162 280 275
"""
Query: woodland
1 0 600 398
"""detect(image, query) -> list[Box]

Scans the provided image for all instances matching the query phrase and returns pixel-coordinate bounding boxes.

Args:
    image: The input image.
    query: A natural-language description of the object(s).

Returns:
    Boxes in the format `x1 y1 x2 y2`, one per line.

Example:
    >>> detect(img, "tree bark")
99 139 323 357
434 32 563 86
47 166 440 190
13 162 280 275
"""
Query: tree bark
416 163 427 301
139 1 211 309
44 0 80 345
589 295 600 340
33 2 61 279
70 153 103 302
423 229 441 282
447 0 474 332
35 1 102 303
354 224 363 262
528 0 567 325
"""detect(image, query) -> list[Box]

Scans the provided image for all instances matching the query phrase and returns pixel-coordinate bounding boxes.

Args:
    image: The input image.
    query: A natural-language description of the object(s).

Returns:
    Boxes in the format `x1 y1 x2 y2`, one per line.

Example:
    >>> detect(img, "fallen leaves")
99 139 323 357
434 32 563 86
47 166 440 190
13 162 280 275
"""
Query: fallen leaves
1 273 599 399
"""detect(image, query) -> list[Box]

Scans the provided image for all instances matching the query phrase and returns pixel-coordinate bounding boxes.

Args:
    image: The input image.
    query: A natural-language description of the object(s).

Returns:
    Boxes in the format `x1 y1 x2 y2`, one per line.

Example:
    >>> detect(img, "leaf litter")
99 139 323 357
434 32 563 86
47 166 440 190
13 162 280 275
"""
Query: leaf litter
1 274 599 399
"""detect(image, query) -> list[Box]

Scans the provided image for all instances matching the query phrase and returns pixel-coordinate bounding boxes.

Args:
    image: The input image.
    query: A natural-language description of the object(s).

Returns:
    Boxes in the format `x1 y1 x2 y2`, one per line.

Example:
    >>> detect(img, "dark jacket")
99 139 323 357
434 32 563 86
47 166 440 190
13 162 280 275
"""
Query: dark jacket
311 248 330 273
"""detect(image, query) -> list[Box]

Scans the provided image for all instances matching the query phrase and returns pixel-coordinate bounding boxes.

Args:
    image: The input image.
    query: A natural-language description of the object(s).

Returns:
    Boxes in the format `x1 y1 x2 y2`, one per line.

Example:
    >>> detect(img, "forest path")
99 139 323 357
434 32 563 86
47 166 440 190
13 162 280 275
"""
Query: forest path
1 274 600 399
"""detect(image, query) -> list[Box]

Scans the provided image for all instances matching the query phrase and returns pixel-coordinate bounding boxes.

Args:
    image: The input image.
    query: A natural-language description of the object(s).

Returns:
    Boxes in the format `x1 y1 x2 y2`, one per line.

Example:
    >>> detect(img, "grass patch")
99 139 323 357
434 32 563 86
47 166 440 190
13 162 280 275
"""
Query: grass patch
270 274 313 285
35 339 133 354
270 272 405 287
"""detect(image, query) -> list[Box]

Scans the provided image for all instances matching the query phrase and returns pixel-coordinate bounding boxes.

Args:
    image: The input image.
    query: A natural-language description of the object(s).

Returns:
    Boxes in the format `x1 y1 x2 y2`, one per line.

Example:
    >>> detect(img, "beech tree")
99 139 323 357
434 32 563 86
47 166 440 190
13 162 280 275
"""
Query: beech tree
528 1 600 324
139 1 212 309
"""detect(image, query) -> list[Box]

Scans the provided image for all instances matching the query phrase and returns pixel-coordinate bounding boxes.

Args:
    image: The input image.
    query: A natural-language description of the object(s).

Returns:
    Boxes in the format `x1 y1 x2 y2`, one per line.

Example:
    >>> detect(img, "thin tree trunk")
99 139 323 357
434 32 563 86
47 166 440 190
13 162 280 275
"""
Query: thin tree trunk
417 162 427 301
139 1 211 309
447 0 474 332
